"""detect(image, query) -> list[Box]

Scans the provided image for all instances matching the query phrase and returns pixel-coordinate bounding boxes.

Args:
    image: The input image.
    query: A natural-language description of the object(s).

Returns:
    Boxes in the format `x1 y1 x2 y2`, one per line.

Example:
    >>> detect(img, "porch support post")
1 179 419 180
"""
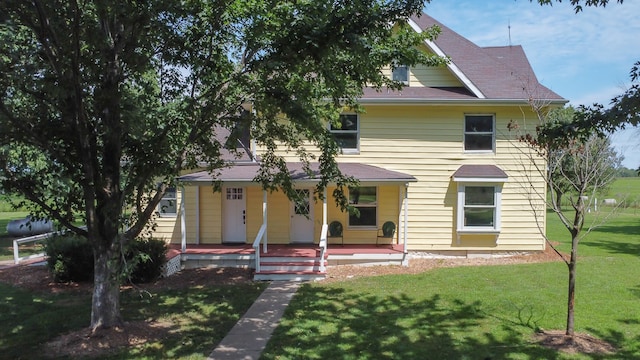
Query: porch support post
403 183 408 255
322 188 327 226
262 189 268 253
180 186 187 253
195 186 200 244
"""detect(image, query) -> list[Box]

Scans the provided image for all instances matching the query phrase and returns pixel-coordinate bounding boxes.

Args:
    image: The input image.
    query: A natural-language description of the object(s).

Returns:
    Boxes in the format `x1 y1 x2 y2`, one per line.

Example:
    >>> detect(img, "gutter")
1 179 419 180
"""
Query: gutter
358 98 569 106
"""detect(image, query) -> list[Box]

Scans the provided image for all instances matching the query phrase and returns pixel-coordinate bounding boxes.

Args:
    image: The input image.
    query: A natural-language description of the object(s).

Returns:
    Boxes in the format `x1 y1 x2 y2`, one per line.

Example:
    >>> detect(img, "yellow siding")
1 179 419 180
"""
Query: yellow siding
246 187 265 244
267 190 291 244
166 104 547 252
259 104 547 252
154 188 182 244
381 64 461 87
199 187 222 244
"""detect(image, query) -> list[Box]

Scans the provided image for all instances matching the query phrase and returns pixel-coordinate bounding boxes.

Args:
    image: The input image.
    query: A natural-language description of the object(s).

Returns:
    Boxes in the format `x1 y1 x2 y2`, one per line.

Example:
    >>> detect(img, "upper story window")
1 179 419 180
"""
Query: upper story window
464 114 495 152
392 65 409 85
158 187 177 217
348 186 377 227
329 114 359 153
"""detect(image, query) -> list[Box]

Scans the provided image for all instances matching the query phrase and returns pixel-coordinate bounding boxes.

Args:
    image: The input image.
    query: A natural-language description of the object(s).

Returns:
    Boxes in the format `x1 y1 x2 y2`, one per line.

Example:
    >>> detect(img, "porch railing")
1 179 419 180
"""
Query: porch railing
252 223 267 272
319 224 327 272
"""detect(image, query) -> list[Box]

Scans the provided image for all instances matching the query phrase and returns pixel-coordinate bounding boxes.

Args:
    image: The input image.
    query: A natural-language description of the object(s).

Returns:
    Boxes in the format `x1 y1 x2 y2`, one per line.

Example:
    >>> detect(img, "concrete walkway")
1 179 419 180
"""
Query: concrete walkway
208 281 301 360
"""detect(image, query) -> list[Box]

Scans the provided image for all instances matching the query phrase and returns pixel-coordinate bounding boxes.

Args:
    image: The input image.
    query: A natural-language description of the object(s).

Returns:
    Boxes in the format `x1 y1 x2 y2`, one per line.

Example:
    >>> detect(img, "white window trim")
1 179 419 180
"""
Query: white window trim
329 113 360 154
455 182 503 235
392 65 410 85
348 186 377 229
464 114 495 153
158 187 178 217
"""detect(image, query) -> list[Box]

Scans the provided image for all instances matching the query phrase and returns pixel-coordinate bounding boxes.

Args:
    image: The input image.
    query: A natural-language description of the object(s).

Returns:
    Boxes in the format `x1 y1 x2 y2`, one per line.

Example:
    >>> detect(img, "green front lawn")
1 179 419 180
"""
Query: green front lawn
1 179 639 358
262 210 640 359
0 280 267 359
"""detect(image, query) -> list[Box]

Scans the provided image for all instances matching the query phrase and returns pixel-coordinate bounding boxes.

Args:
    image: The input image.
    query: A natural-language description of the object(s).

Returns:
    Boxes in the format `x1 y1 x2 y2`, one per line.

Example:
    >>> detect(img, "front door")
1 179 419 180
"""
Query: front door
290 189 314 243
223 187 246 243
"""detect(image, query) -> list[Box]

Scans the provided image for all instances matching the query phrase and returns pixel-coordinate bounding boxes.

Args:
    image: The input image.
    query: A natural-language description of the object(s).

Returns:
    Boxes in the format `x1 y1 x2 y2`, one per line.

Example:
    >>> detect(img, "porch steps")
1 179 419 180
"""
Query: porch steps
254 254 326 281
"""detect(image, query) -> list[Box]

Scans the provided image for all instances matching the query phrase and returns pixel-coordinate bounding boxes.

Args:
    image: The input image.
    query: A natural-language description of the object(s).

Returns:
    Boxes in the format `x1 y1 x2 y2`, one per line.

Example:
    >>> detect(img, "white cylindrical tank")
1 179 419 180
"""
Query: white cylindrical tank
6 216 54 237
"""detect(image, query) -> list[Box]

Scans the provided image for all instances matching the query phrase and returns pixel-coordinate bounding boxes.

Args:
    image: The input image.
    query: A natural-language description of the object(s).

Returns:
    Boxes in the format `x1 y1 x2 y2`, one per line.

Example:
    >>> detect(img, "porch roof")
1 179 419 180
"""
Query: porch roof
451 165 508 182
178 162 417 184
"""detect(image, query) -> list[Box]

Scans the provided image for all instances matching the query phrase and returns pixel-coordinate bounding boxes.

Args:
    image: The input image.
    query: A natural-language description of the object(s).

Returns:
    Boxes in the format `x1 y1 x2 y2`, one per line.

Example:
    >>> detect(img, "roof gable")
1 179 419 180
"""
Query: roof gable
412 13 564 101
361 13 566 103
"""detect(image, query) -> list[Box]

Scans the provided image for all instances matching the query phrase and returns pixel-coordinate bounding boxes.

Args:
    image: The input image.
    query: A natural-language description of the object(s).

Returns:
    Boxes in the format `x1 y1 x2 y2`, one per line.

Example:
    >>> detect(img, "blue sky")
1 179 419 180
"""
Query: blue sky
425 0 640 168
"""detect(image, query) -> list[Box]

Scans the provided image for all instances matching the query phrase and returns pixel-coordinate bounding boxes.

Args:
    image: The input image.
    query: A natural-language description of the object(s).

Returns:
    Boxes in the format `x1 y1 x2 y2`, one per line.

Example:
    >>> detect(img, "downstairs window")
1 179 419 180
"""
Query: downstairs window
348 186 377 227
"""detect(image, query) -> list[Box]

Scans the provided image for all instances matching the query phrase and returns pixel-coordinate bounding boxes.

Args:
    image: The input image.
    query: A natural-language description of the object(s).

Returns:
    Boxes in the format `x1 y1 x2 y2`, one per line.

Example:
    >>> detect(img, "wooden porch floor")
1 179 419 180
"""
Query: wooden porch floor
169 243 404 257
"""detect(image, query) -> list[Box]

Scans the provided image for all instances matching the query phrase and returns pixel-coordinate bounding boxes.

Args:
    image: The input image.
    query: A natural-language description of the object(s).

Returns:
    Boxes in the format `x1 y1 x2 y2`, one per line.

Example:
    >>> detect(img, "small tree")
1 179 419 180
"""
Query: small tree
526 0 640 336
510 103 624 337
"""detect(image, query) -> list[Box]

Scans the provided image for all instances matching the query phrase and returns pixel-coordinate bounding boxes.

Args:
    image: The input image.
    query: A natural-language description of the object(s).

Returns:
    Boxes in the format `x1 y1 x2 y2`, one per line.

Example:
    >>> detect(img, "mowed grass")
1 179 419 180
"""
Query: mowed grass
605 177 640 210
0 281 267 359
262 210 640 359
606 177 640 197
0 179 638 359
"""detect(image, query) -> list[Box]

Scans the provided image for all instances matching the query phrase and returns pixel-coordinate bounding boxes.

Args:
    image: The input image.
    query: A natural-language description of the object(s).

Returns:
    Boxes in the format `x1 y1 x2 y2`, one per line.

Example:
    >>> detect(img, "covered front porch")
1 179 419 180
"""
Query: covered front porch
168 162 415 280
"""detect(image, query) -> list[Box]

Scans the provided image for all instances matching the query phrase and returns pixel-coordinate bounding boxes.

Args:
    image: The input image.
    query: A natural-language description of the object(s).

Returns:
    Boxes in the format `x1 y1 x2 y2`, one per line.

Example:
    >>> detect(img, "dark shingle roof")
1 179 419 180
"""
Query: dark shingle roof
360 13 566 103
179 162 416 183
451 165 508 181
213 125 254 162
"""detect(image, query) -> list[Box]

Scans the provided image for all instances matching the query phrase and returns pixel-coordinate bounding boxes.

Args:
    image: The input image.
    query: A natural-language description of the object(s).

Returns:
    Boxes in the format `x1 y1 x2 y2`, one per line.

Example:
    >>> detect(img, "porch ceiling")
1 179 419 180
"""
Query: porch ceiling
178 162 416 184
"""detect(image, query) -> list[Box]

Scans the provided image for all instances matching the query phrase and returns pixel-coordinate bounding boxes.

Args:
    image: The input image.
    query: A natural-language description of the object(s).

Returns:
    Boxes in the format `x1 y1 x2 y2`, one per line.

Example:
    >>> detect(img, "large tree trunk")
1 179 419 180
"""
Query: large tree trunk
90 239 123 331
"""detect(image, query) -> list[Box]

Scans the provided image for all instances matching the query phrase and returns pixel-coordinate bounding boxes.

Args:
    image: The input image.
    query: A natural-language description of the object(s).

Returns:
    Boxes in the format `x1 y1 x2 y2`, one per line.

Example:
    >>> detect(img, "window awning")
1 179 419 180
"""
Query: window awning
451 165 508 182
179 162 417 184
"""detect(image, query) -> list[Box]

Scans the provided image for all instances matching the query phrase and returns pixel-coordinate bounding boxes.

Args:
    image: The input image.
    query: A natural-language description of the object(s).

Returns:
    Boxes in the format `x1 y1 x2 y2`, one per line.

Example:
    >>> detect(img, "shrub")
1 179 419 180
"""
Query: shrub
124 238 167 284
44 234 93 282
45 234 167 284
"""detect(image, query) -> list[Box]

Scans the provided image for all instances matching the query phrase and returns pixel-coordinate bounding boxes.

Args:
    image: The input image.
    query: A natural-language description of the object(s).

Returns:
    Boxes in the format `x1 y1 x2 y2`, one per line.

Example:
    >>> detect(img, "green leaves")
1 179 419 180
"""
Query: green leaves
0 0 444 237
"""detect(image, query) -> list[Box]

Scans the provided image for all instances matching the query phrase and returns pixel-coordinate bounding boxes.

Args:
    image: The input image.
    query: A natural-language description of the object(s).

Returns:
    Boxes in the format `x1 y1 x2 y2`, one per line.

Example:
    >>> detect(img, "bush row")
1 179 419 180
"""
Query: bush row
44 235 167 283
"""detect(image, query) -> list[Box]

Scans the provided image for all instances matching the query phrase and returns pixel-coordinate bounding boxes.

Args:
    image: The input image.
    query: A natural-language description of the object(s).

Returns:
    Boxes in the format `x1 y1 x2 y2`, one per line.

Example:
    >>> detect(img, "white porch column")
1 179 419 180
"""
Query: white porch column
262 189 268 253
403 183 409 255
180 186 187 253
195 186 200 244
323 188 328 226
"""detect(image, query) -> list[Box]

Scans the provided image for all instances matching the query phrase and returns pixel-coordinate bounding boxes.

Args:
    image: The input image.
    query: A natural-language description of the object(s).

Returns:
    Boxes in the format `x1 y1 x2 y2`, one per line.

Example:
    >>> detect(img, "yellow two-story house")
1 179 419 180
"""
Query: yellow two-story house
154 13 566 280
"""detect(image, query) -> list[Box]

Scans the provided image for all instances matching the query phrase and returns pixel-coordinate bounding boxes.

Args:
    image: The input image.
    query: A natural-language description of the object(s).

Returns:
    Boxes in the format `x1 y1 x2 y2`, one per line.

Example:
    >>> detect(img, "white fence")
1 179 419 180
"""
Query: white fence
12 232 50 264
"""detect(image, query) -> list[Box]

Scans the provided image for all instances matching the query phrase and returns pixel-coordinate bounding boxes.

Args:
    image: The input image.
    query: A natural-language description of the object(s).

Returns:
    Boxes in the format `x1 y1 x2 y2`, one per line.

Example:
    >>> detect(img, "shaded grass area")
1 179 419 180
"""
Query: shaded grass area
0 284 90 360
0 282 267 359
263 211 640 359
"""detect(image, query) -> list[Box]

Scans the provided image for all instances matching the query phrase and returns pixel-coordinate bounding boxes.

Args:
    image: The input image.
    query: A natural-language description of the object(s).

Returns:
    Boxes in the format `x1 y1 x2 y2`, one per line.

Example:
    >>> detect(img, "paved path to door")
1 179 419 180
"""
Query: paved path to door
207 281 300 360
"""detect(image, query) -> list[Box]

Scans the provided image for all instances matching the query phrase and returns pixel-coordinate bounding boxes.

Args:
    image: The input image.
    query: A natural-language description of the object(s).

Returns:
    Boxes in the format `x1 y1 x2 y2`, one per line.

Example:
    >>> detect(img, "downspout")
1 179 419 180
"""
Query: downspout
180 186 186 253
403 183 409 264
